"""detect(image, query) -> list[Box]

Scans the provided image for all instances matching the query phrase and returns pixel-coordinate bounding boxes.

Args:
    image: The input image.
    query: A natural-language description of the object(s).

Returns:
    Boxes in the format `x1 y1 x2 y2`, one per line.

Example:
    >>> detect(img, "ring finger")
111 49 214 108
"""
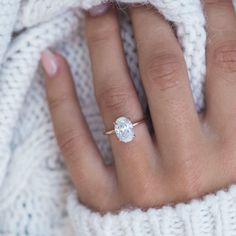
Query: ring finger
85 6 157 191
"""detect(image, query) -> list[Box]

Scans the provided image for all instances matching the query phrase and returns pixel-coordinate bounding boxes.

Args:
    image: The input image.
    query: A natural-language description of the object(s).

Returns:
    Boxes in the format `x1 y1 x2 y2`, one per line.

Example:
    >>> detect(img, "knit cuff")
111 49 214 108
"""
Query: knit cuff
67 185 236 236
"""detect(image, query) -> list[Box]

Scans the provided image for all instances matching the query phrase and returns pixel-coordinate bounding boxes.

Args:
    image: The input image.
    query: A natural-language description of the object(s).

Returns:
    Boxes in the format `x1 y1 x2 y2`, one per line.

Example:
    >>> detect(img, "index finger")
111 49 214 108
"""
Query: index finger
41 50 118 207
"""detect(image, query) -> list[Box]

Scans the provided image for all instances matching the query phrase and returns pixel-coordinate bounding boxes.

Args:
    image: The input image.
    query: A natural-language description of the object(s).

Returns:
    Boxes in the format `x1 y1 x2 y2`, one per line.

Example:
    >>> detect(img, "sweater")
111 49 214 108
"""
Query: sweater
0 0 236 235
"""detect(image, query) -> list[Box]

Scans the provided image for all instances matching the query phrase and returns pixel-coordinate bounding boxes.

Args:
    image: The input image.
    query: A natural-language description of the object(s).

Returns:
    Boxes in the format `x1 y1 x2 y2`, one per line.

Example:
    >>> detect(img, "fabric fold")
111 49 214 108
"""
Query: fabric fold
68 185 236 236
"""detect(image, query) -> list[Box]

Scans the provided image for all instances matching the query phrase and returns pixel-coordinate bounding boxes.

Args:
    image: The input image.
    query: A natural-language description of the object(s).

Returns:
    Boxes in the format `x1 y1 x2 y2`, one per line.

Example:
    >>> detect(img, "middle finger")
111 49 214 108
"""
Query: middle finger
130 6 203 160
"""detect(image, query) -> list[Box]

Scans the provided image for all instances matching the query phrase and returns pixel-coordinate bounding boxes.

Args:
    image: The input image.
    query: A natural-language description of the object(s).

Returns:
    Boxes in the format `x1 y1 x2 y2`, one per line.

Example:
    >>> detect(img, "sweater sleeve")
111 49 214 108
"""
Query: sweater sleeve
67 185 236 236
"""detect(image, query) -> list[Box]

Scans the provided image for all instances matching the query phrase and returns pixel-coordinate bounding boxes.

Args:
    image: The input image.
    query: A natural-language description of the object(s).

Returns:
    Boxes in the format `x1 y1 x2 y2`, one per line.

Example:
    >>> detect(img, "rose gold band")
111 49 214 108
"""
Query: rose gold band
104 118 145 135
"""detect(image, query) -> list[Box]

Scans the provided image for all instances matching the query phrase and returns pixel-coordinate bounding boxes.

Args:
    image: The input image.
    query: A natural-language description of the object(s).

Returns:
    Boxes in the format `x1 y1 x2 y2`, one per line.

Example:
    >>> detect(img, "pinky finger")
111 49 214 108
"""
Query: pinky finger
41 50 119 211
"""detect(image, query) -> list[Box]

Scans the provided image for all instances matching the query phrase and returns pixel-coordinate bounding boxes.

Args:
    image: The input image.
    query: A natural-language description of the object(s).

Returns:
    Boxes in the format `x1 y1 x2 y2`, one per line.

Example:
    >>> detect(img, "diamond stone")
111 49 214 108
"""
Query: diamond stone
114 117 135 143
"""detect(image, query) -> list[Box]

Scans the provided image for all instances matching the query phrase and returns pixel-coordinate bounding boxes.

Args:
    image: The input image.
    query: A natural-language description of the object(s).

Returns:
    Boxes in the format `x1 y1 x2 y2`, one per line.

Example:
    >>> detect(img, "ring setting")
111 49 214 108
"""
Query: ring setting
104 116 145 143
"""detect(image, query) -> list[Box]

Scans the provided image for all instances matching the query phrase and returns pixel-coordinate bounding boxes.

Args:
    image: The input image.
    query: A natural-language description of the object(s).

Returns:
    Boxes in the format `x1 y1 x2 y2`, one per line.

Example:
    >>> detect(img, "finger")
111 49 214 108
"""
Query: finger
85 7 157 191
41 50 120 208
203 0 236 135
130 6 203 159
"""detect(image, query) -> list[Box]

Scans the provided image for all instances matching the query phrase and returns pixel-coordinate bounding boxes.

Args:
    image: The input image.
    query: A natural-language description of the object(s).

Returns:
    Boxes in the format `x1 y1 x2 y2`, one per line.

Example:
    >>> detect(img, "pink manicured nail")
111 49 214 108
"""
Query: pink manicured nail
41 50 58 77
88 3 109 16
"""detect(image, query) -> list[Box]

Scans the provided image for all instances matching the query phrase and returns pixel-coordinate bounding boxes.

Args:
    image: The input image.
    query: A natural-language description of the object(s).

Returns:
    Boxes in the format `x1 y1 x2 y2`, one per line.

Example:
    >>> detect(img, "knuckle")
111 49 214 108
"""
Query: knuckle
57 128 81 160
131 190 157 208
128 180 158 208
47 92 72 111
96 86 131 114
93 196 117 212
84 190 121 213
145 53 183 91
175 158 203 199
213 41 236 74
86 22 119 46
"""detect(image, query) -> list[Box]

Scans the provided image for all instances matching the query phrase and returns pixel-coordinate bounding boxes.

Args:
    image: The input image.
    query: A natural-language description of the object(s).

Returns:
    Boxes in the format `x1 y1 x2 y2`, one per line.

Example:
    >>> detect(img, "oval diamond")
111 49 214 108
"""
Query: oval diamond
114 117 135 143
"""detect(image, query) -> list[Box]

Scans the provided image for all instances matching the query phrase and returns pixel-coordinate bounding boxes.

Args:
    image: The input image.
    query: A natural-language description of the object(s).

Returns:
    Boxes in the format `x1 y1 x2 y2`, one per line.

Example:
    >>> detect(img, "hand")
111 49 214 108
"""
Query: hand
41 2 236 213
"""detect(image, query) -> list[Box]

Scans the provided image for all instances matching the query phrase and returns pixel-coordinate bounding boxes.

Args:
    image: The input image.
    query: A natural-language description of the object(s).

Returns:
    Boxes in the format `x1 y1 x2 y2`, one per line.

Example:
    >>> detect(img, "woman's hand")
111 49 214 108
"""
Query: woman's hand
41 2 236 212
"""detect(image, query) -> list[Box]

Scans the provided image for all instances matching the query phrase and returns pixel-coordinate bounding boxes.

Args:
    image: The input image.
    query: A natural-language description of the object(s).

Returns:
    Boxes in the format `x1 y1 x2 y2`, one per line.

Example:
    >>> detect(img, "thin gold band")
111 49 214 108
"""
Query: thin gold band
104 118 145 135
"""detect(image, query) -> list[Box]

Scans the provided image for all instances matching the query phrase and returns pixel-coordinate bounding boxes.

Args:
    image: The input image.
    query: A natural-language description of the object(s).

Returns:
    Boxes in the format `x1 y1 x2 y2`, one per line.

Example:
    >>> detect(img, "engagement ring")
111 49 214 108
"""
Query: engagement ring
104 116 145 143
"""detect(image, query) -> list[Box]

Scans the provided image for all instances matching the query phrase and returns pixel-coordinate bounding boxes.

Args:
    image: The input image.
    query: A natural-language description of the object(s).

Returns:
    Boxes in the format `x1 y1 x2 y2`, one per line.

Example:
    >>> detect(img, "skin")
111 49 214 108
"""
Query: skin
42 1 236 213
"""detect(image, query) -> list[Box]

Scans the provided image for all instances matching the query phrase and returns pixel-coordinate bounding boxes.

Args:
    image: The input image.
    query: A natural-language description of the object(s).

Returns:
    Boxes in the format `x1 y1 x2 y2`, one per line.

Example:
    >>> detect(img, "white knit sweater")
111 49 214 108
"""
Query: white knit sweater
0 0 236 235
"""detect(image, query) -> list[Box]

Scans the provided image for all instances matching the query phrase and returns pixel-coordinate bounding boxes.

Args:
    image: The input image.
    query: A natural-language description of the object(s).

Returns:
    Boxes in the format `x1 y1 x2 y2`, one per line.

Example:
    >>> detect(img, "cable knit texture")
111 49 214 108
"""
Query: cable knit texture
0 0 235 235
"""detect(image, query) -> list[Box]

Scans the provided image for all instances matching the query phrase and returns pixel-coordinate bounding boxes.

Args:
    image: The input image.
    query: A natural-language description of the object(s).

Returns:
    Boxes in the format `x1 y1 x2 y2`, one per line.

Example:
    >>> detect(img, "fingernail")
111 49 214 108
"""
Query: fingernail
88 3 109 16
41 50 58 77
